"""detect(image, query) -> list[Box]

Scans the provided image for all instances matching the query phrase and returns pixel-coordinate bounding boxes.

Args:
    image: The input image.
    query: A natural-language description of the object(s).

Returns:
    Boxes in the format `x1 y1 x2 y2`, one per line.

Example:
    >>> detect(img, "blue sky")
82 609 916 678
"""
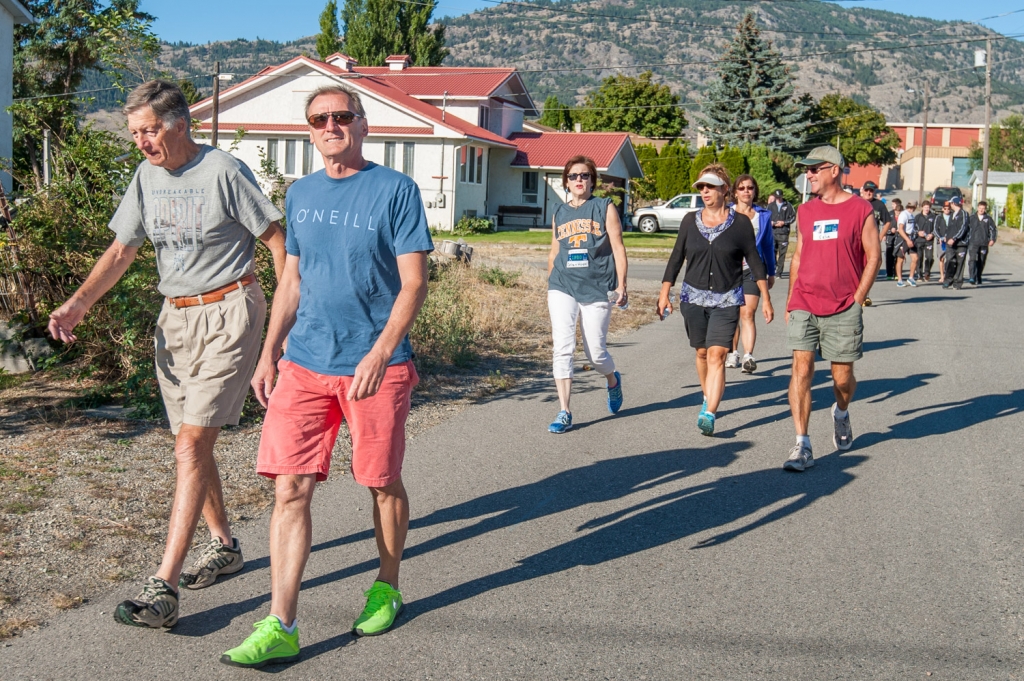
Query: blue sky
139 1 1024 45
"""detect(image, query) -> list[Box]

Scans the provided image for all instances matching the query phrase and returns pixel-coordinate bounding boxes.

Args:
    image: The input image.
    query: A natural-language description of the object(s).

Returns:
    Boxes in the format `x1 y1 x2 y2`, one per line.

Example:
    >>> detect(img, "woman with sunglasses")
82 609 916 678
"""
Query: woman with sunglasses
725 174 776 374
546 155 628 434
658 164 773 436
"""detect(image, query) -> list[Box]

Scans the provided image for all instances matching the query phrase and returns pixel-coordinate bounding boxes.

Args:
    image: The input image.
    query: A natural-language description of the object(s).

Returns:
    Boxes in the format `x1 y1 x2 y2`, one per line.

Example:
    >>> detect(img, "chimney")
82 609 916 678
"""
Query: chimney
327 53 358 72
386 55 411 71
574 122 582 133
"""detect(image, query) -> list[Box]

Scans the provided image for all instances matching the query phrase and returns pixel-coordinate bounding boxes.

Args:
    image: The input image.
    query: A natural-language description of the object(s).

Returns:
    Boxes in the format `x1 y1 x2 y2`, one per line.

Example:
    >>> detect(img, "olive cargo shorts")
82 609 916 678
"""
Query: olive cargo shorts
155 283 267 434
786 303 863 363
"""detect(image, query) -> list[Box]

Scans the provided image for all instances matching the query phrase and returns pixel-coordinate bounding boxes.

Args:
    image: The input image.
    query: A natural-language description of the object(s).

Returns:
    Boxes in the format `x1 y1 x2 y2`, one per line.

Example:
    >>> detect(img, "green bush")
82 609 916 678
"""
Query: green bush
477 266 520 287
452 216 494 236
411 260 476 368
1006 183 1022 229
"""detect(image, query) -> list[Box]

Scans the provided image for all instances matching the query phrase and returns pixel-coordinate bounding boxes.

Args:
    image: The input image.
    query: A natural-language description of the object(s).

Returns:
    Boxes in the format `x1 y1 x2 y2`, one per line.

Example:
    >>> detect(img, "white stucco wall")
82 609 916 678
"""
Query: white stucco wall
0 6 14 193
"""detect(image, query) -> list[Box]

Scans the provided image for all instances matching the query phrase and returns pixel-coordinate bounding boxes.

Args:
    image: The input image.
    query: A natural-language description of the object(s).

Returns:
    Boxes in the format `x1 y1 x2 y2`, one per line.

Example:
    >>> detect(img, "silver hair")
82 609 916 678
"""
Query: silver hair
124 80 192 133
304 83 366 119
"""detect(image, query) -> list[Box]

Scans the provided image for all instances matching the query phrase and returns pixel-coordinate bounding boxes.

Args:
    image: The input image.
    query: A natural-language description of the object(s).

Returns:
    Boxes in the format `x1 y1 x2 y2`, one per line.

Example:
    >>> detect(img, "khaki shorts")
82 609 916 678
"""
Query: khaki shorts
155 283 267 434
786 303 863 363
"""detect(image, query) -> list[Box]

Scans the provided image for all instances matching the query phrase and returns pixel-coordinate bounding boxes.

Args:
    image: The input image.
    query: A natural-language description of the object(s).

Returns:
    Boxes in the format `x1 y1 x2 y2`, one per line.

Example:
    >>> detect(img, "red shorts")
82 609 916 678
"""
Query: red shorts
257 359 419 486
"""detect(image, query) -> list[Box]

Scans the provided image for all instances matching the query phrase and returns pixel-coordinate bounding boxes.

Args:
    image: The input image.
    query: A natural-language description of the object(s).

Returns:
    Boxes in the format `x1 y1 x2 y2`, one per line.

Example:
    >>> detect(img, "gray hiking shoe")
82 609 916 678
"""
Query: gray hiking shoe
725 352 740 369
783 443 815 472
114 576 179 628
832 403 854 451
179 537 244 590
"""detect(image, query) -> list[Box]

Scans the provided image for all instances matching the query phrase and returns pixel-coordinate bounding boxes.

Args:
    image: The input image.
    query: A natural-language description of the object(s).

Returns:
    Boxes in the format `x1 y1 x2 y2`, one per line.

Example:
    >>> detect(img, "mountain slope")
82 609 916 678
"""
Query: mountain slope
442 0 1024 124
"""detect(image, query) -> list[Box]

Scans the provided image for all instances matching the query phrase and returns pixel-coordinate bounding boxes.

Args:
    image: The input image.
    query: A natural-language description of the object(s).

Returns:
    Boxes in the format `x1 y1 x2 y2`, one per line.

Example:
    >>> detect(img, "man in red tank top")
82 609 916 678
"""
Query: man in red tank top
783 146 881 472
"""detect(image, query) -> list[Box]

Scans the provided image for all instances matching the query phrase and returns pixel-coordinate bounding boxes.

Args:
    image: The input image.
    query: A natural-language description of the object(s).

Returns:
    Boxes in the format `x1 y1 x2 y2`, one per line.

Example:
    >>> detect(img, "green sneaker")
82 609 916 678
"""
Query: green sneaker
352 581 404 636
220 616 300 668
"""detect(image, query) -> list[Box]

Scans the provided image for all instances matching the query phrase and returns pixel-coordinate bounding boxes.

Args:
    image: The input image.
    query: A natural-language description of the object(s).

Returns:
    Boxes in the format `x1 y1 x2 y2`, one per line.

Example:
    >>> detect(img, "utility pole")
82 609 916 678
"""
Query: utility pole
981 38 992 203
211 61 221 149
917 82 929 207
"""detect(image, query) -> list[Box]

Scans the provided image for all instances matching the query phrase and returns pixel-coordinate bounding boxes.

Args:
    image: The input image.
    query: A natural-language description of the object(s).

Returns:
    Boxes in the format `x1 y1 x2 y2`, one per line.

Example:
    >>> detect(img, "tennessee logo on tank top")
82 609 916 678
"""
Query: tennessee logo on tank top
556 217 604 248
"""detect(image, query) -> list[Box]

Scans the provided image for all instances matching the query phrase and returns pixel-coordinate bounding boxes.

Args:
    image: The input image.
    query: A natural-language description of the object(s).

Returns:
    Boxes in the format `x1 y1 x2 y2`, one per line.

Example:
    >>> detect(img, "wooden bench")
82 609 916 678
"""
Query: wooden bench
497 205 543 228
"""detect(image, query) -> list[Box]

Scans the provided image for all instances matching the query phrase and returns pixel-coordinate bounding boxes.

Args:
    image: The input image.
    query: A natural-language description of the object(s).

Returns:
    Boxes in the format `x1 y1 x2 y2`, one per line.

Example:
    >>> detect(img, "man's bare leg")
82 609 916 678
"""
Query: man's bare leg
831 362 856 411
371 477 409 588
155 424 231 587
789 350 816 436
268 474 317 625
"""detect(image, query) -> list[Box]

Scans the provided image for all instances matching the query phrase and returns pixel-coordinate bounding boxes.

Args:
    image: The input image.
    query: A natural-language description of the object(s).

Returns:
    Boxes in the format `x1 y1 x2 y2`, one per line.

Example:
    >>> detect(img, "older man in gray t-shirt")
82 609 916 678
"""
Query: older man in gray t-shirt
48 81 285 630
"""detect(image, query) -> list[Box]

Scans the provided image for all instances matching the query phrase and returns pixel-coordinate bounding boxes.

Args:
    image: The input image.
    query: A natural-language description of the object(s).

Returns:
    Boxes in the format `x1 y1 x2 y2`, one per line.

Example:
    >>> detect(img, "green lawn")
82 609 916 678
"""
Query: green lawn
451 230 678 247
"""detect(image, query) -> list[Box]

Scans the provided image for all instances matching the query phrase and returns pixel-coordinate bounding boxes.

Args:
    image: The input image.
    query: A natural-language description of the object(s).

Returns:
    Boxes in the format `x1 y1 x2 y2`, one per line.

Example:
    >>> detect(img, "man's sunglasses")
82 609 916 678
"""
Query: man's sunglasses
307 110 363 129
567 172 592 181
806 164 835 174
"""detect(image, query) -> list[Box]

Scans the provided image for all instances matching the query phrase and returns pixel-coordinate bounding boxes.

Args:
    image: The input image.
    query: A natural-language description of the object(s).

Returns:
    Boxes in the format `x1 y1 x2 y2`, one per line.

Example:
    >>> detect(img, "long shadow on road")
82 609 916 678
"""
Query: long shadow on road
404 448 865 621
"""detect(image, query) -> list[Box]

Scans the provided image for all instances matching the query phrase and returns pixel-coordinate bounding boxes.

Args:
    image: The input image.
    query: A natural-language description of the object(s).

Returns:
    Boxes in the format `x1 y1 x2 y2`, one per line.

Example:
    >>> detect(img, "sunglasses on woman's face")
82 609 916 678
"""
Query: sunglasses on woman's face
567 173 592 181
736 185 755 192
307 110 363 129
695 184 720 192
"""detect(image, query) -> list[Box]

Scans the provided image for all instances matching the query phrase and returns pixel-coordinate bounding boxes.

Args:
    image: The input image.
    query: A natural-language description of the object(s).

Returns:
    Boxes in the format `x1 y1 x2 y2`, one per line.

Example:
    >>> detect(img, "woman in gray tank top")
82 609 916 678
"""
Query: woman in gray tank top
546 155 629 434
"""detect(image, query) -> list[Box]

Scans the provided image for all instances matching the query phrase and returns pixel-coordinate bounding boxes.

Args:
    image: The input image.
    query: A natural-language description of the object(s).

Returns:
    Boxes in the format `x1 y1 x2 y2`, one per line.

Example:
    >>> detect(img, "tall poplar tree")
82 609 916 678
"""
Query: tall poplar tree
537 95 574 131
341 0 447 66
316 0 341 61
698 12 809 150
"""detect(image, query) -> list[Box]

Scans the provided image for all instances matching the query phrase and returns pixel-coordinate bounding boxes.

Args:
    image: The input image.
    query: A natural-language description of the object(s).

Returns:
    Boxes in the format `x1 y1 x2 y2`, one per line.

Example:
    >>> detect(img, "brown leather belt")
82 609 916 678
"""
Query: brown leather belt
167 273 256 309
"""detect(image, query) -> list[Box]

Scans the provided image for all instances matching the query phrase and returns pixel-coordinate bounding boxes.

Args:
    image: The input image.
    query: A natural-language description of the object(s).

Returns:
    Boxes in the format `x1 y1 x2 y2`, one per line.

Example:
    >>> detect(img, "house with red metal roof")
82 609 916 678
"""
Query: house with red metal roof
188 53 642 230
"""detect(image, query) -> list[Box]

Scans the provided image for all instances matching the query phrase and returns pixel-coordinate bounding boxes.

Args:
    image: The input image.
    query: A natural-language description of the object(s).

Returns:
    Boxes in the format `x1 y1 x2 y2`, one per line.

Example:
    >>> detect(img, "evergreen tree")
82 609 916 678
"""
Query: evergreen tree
316 0 341 61
741 143 787 199
690 143 718 186
697 12 809 149
341 0 447 66
537 95 574 131
630 143 659 205
655 141 691 200
718 145 746 181
577 71 686 138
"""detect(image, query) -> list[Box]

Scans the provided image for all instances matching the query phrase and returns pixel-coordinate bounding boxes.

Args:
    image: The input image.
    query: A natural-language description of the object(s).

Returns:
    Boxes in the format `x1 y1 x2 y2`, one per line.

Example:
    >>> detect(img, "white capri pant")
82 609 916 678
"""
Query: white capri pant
548 289 616 380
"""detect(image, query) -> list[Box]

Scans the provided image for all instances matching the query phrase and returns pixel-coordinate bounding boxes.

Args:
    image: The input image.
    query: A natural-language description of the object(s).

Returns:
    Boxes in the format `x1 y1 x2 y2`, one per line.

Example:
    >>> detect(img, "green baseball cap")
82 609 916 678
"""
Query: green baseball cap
796 145 846 169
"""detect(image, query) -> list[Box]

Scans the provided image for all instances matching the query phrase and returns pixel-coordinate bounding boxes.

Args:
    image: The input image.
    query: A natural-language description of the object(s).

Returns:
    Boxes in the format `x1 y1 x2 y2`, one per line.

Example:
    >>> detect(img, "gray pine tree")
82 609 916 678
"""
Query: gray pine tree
697 12 809 150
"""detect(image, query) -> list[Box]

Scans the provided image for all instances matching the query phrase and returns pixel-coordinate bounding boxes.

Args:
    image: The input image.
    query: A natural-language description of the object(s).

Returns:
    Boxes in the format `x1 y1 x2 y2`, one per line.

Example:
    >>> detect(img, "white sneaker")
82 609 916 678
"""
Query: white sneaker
783 443 814 472
741 354 757 374
832 403 853 451
725 352 740 369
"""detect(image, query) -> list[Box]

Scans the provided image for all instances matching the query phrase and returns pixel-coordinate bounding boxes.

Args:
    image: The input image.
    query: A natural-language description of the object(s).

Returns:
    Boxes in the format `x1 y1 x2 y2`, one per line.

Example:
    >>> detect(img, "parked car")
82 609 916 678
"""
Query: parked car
633 193 705 233
931 186 963 206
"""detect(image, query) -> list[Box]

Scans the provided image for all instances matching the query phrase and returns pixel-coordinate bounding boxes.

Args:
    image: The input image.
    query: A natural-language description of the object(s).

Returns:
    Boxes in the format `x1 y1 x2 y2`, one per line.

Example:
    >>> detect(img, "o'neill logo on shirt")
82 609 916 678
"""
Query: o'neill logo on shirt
556 218 602 248
151 197 206 273
293 208 376 231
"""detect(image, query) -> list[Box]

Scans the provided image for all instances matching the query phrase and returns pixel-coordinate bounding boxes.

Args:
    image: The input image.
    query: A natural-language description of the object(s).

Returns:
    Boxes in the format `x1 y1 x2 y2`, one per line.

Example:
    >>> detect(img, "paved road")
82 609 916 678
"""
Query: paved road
6 249 1024 679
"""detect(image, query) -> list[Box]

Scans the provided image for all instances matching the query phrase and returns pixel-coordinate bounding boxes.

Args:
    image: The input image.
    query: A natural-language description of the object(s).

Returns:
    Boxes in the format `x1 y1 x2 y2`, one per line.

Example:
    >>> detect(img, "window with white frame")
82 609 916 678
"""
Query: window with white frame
521 171 539 204
403 142 415 176
302 140 314 175
384 141 397 169
266 139 279 170
459 145 484 184
285 140 296 175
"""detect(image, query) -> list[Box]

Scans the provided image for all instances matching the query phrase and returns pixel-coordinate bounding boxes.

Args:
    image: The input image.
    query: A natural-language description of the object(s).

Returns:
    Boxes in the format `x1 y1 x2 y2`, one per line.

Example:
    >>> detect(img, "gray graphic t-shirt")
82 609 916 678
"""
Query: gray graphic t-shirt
109 146 283 297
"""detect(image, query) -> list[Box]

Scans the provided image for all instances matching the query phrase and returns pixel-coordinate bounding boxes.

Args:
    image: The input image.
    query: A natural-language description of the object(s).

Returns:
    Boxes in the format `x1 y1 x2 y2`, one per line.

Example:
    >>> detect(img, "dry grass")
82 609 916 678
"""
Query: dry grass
0 618 39 639
51 594 83 611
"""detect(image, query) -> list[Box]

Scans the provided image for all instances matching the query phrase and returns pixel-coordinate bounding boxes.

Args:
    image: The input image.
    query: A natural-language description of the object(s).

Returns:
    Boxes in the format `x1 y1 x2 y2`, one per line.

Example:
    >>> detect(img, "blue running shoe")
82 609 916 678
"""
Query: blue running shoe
548 410 573 434
697 411 715 436
607 372 623 414
896 280 906 288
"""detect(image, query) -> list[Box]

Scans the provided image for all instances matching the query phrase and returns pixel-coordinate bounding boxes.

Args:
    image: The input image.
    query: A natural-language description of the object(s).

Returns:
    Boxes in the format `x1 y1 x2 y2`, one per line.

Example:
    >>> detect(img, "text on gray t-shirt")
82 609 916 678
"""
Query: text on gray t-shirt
109 145 283 297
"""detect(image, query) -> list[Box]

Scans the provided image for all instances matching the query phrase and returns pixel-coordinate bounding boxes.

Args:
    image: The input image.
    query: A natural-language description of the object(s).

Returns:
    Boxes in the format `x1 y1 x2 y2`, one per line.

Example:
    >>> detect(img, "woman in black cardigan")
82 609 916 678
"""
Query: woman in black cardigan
657 164 774 436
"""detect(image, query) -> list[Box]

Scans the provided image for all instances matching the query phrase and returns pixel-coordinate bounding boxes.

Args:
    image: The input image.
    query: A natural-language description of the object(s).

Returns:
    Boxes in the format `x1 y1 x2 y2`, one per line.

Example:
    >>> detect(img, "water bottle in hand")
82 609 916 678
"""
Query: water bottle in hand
608 290 629 310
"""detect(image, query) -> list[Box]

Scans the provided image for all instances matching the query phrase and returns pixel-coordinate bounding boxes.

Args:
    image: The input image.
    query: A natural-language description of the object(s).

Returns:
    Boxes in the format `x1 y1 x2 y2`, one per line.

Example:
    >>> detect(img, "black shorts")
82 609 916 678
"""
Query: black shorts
896 240 916 257
742 270 761 297
680 302 740 350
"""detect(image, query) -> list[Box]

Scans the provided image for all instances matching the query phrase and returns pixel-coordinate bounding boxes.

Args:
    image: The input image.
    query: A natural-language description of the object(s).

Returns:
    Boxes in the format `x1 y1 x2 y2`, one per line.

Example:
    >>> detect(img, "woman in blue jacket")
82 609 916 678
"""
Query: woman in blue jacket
725 174 776 374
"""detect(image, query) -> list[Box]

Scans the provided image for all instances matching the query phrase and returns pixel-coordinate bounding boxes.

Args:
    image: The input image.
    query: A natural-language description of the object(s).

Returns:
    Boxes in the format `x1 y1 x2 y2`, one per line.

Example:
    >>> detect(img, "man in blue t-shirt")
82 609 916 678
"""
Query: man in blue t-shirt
221 84 433 668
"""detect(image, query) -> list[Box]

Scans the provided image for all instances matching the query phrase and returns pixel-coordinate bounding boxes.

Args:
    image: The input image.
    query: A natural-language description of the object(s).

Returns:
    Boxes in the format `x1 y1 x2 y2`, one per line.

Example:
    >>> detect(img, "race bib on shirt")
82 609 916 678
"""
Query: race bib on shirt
812 219 839 241
566 249 590 268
